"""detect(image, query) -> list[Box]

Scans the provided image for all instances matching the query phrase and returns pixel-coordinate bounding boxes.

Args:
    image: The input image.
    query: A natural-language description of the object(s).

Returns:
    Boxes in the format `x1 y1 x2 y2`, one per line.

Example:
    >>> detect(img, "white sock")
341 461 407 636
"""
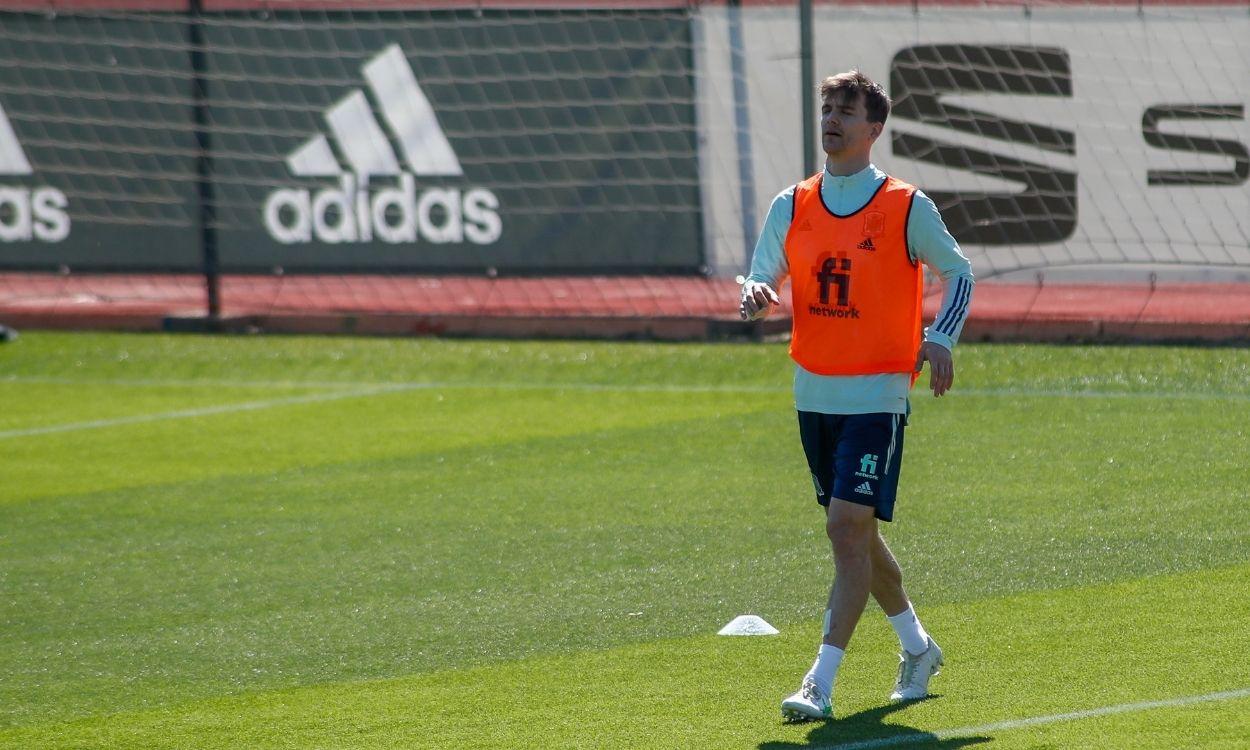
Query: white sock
887 604 931 655
804 643 844 697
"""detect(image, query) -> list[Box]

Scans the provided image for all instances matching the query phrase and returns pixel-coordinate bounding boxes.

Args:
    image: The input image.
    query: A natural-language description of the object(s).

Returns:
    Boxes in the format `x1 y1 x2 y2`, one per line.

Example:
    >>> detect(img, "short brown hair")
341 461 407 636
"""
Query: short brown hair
820 70 890 125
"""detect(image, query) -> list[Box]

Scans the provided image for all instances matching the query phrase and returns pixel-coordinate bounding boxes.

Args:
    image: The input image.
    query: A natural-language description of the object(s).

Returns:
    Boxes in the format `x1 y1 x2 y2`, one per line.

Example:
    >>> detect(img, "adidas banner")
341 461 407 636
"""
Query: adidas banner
0 9 702 274
0 14 202 270
205 12 702 274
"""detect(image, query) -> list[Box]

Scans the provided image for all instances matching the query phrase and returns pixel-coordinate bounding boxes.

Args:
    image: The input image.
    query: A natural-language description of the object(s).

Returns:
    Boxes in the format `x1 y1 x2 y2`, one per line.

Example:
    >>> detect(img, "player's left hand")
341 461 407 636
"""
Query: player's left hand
915 341 954 397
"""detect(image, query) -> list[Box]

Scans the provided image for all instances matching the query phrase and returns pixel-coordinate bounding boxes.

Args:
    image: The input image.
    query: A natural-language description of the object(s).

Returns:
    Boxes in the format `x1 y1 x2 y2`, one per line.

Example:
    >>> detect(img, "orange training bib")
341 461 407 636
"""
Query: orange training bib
784 173 923 377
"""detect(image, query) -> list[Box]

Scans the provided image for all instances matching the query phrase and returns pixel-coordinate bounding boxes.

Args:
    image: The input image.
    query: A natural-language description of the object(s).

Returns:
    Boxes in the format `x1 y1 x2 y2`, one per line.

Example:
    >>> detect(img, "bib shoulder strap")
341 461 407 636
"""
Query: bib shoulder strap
879 175 917 200
792 172 823 214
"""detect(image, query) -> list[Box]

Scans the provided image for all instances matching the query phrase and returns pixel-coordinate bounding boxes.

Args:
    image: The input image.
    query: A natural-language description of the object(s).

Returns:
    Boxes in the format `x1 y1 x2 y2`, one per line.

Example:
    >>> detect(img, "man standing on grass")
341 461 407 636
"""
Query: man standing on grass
739 70 974 722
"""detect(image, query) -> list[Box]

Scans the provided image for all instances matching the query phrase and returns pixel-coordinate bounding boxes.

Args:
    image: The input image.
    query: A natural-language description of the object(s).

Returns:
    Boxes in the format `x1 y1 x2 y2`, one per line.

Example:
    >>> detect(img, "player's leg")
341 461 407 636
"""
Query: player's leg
888 605 943 701
823 498 877 649
841 411 928 639
869 531 908 616
782 411 842 721
867 497 943 698
837 412 942 701
783 497 875 721
871 531 941 653
820 411 904 653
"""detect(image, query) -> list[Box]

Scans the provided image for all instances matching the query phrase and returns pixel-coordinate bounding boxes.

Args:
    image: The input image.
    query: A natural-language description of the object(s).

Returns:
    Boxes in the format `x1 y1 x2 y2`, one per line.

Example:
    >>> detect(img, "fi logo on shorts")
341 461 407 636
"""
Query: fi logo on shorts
857 453 879 479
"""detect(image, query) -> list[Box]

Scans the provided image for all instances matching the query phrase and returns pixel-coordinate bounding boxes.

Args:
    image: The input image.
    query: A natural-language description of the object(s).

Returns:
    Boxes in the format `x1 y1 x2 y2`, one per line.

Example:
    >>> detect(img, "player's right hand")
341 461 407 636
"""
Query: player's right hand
739 280 781 321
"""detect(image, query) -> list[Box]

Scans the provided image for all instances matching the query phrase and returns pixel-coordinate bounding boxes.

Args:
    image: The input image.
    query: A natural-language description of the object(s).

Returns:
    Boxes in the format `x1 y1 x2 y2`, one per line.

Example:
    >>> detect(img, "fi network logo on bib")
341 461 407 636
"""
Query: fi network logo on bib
0 101 70 243
264 44 501 246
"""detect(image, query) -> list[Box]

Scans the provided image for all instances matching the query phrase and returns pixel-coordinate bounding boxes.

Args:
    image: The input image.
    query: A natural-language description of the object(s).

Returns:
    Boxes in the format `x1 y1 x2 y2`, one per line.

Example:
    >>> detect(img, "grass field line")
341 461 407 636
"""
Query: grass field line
0 384 422 440
0 375 376 390
3 375 1248 402
822 687 1250 749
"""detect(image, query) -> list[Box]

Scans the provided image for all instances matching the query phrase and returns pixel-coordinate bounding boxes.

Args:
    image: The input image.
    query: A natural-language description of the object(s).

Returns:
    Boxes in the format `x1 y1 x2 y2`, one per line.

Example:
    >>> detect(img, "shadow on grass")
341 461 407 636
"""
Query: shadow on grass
758 698 992 750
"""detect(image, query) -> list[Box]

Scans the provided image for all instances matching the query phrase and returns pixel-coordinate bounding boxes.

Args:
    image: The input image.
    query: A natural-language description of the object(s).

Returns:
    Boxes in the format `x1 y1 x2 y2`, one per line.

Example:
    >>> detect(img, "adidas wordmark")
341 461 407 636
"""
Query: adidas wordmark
263 44 501 246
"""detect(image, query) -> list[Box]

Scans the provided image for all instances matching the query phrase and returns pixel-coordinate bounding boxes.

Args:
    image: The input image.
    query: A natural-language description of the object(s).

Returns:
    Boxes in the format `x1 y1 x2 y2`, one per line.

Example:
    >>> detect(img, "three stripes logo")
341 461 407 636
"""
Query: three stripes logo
853 481 874 496
264 44 501 246
0 101 70 243
889 45 1077 245
932 275 973 340
856 237 875 251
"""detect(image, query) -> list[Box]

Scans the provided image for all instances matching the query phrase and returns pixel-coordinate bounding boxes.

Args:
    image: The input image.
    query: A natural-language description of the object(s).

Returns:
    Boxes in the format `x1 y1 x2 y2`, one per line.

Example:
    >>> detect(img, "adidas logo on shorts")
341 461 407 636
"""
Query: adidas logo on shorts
854 481 874 496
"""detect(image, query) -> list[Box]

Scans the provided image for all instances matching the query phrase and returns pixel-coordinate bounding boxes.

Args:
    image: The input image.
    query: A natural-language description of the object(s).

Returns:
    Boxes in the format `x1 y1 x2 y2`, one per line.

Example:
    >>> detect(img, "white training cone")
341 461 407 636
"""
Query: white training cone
718 615 780 636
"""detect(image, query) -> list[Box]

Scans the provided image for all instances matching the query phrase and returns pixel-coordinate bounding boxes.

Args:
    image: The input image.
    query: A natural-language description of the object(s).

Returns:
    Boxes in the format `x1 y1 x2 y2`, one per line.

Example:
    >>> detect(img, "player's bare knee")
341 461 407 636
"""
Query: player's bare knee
826 514 873 556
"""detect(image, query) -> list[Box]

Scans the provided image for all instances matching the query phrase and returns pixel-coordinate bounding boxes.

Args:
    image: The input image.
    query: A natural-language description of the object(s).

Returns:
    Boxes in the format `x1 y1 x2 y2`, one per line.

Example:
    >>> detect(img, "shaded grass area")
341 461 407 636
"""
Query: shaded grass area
1 333 1247 746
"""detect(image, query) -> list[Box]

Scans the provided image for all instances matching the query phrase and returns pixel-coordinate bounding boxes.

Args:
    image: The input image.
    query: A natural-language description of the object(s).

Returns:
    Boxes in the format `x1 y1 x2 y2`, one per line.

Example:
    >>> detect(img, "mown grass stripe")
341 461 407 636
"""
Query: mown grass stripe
0 375 366 390
0 385 419 440
822 687 1250 749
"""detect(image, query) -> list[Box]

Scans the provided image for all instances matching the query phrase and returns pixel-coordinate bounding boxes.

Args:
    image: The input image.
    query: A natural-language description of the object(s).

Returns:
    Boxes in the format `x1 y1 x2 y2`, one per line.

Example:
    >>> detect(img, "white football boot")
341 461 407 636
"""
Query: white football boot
781 678 832 722
890 637 944 702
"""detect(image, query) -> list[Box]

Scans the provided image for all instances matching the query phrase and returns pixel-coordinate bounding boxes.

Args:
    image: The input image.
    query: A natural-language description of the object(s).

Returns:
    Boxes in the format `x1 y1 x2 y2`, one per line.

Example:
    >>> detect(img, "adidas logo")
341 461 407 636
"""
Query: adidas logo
0 102 32 177
796 219 813 232
0 100 70 243
263 44 501 246
856 237 875 250
853 481 874 496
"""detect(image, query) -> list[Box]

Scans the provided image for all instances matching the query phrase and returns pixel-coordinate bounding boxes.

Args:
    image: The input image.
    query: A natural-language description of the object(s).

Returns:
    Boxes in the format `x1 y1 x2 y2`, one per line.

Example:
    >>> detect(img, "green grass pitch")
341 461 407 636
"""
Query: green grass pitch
1 332 1247 749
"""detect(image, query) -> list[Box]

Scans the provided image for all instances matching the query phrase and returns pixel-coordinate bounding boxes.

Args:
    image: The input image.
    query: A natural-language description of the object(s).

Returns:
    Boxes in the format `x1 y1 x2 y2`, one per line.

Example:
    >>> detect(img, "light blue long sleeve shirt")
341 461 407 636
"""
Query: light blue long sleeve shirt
747 164 974 415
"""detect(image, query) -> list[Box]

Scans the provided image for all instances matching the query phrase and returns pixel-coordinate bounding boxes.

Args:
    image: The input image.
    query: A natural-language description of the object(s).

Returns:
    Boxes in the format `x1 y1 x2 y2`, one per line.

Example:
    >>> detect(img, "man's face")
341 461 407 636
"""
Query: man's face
821 91 882 158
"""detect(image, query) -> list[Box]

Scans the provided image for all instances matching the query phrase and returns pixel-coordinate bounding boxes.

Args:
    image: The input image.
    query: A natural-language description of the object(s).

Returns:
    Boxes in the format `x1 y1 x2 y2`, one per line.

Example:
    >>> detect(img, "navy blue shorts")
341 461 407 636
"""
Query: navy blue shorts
797 411 906 521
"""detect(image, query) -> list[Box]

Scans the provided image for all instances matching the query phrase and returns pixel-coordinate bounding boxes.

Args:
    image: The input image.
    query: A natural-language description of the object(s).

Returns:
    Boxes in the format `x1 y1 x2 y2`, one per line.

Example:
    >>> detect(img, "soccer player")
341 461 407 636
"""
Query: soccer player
739 70 974 722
